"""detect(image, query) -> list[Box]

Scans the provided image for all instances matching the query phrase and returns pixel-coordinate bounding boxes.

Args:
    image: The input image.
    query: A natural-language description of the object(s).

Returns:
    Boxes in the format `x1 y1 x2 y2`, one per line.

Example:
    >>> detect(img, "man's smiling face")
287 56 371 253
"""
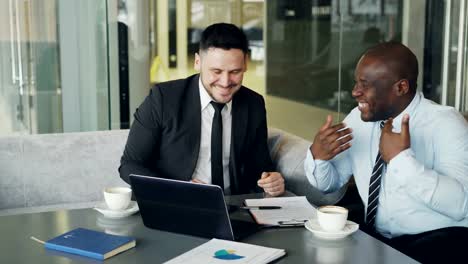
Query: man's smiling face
352 55 401 122
195 47 247 104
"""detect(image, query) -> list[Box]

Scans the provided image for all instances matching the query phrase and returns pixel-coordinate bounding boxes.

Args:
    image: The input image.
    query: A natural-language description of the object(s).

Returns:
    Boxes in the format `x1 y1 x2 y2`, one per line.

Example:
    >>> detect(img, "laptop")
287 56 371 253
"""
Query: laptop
129 174 260 241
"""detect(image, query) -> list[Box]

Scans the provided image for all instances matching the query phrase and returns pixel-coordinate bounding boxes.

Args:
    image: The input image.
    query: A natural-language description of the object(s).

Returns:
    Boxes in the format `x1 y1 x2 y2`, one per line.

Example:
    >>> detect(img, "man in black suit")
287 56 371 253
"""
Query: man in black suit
119 23 285 196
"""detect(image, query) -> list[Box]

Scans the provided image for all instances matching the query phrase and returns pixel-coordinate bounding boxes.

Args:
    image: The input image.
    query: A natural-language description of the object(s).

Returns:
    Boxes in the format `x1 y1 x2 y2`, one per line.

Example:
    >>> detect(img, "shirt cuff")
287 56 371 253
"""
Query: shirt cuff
304 147 317 186
305 146 329 187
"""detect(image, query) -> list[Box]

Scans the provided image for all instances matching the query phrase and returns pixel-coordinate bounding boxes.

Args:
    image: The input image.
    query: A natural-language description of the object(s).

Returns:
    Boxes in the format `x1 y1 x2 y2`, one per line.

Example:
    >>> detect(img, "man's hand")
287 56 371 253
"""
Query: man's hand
379 114 411 162
311 115 353 160
191 179 206 184
257 172 285 197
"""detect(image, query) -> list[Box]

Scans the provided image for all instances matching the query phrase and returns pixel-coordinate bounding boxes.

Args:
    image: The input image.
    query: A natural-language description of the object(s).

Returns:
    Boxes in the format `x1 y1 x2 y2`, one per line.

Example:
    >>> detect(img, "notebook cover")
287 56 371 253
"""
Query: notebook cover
45 228 135 260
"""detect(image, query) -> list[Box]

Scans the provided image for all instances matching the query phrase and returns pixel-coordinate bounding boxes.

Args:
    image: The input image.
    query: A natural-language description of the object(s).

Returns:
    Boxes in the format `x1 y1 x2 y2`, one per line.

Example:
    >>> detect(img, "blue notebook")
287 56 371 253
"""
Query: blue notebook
45 228 136 260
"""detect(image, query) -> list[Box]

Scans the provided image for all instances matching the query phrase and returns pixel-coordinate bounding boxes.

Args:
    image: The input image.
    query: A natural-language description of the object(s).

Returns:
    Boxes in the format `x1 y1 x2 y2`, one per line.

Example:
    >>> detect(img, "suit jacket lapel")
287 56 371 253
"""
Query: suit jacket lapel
185 75 202 181
230 88 248 193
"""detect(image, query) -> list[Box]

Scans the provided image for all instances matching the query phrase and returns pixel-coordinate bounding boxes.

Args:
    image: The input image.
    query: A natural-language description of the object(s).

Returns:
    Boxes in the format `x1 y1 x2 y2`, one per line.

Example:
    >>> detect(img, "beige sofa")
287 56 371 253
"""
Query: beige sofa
0 128 346 216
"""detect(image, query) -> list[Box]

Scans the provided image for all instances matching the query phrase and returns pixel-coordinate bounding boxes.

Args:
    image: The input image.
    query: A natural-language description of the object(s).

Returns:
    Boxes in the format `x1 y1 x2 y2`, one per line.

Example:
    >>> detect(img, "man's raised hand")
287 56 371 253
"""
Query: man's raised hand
311 115 353 160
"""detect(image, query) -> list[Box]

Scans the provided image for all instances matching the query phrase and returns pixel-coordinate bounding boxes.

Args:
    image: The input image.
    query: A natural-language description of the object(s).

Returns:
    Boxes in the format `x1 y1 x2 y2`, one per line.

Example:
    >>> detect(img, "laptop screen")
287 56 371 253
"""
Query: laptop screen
129 174 236 240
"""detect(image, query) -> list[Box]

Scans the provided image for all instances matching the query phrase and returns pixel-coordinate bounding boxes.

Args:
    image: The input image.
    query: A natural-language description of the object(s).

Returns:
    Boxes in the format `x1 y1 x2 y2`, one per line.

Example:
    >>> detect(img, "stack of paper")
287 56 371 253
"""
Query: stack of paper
164 239 285 264
245 196 317 226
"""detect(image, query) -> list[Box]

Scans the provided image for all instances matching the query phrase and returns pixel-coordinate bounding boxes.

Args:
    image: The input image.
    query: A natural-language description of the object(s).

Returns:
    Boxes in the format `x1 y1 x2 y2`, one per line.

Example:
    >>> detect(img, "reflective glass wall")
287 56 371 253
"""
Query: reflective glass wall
1 0 467 137
149 0 468 140
266 0 402 114
0 0 61 134
0 0 111 135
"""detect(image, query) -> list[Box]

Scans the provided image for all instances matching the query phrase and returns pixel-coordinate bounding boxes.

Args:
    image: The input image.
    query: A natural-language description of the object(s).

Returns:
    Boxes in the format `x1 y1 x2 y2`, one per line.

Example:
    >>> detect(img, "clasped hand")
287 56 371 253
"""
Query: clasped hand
257 172 285 197
192 172 285 197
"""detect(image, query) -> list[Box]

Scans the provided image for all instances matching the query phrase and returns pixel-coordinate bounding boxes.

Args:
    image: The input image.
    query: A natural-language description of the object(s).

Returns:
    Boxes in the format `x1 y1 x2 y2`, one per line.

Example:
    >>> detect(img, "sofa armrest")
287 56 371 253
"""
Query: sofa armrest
268 128 347 206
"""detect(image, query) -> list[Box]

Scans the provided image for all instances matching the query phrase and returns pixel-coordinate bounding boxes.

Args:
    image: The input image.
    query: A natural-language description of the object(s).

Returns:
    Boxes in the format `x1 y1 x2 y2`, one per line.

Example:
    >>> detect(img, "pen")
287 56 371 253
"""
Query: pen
277 220 307 226
240 206 282 210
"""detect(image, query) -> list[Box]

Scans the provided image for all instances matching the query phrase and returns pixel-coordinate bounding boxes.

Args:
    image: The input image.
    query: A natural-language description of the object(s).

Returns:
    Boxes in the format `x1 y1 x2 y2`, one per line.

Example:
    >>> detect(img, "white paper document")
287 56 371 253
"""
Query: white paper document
244 196 317 226
164 238 285 264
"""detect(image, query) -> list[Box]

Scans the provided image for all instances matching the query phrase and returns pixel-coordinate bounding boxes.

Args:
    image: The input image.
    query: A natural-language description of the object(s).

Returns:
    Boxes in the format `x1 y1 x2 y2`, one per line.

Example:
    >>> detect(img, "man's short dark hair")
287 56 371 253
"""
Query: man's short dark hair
199 23 249 54
364 42 419 92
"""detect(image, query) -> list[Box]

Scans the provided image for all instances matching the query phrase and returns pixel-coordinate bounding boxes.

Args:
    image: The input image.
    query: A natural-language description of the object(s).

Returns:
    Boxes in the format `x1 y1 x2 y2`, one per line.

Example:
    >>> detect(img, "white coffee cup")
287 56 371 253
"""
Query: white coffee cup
103 187 132 211
316 205 348 232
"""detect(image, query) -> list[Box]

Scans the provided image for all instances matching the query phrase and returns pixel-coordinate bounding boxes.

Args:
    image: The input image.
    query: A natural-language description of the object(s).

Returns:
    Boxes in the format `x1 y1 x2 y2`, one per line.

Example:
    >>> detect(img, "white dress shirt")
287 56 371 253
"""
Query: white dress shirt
192 79 232 193
305 92 468 238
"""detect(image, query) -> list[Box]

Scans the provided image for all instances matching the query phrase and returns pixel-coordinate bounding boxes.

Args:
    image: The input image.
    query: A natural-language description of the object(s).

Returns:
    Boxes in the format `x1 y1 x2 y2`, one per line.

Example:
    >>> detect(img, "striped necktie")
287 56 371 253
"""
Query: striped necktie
366 121 386 228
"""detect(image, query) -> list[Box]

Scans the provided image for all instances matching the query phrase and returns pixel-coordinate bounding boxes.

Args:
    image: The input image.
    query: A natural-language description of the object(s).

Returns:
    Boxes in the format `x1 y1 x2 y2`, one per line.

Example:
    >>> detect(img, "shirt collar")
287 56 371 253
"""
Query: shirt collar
386 91 422 131
198 76 232 113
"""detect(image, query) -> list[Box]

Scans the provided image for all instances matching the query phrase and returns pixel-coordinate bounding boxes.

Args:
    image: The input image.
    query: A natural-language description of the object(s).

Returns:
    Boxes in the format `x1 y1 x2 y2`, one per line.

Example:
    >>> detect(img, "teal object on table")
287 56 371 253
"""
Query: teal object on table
214 249 245 260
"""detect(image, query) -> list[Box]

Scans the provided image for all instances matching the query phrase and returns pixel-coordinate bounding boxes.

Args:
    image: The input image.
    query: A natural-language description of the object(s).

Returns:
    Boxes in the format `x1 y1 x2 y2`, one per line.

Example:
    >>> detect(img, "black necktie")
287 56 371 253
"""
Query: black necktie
210 102 225 190
366 121 386 228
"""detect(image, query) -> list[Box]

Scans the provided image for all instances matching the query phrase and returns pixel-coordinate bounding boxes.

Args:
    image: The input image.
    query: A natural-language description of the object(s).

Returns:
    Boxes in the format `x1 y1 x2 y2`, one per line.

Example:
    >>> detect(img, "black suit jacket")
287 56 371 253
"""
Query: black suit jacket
119 74 274 194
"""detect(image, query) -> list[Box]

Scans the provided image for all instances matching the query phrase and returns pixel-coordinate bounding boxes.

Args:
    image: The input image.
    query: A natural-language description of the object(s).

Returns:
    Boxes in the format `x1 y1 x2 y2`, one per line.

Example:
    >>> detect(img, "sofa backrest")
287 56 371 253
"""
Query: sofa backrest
0 130 129 215
0 128 346 215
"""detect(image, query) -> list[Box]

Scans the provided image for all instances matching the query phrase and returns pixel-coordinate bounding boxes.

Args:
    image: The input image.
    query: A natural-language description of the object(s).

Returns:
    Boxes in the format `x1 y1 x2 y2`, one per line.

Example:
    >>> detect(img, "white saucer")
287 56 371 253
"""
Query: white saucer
305 219 359 240
93 201 139 219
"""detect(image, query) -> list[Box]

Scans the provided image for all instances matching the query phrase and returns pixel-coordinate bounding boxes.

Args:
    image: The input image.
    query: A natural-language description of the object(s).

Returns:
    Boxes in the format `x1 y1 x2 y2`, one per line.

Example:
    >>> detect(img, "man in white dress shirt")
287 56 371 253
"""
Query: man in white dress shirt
305 42 468 263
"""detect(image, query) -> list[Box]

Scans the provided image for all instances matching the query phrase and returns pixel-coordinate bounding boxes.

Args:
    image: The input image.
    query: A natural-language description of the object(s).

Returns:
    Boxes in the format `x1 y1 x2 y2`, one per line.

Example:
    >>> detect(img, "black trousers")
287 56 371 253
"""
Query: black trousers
361 225 468 264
